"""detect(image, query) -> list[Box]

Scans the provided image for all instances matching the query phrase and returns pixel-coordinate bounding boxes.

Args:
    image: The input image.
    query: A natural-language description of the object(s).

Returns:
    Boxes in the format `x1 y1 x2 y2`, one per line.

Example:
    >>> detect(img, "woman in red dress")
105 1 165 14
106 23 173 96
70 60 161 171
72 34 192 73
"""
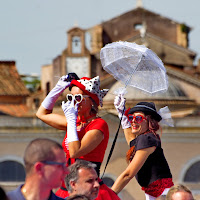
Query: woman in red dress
36 74 120 200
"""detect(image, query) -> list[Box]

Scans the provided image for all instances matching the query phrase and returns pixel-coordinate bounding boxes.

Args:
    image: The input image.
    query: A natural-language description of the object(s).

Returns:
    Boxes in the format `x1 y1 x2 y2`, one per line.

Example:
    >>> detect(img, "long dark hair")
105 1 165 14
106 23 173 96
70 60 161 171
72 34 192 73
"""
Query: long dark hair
126 115 160 163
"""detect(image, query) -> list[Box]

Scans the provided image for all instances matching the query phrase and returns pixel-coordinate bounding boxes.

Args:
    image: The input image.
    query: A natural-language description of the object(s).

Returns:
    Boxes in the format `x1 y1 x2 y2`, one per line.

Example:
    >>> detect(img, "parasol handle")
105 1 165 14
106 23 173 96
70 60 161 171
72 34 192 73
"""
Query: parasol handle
101 104 126 178
113 55 143 95
124 54 143 88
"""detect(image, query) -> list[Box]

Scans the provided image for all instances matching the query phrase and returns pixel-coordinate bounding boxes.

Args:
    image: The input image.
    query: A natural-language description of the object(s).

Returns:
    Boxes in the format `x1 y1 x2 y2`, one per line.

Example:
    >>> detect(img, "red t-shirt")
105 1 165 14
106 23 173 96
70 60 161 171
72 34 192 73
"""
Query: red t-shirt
62 117 109 163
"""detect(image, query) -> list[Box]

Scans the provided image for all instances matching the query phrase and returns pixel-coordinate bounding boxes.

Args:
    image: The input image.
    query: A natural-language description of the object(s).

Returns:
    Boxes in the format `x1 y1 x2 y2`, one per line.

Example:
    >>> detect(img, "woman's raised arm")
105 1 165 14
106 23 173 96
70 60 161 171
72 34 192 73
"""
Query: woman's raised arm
36 74 72 130
36 105 67 130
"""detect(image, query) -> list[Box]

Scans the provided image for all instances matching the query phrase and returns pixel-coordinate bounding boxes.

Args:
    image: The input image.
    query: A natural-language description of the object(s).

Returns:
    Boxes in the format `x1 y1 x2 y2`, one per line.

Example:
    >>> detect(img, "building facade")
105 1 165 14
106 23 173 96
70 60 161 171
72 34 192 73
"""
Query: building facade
1 4 200 200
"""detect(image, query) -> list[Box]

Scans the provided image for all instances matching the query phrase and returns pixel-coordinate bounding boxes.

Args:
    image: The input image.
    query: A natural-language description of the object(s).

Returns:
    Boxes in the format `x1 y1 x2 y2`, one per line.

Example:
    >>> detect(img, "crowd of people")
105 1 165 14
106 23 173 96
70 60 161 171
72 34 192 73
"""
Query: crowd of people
3 137 195 200
1 73 196 200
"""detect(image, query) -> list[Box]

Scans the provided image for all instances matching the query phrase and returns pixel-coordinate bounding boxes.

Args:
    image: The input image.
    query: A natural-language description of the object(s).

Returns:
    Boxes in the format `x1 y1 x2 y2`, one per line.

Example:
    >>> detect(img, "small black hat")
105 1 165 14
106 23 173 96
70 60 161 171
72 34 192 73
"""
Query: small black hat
128 102 162 122
68 73 80 91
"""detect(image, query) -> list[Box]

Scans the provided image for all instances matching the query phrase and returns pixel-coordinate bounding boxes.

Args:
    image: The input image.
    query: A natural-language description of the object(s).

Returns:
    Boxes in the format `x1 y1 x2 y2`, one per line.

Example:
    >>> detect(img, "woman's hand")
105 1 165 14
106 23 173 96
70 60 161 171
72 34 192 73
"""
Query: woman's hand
114 94 133 144
41 75 71 110
114 94 131 129
62 101 79 123
62 100 79 143
36 74 72 130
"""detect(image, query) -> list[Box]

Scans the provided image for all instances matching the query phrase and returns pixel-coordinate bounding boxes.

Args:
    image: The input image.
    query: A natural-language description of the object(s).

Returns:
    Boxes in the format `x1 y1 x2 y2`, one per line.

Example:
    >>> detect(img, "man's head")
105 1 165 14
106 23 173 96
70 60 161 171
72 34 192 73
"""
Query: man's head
65 160 99 200
24 138 68 189
166 184 194 200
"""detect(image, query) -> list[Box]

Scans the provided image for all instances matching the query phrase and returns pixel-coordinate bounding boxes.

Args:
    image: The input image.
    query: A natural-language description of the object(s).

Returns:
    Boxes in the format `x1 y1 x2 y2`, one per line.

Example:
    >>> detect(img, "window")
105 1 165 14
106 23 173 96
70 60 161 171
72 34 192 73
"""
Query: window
102 176 114 188
184 161 200 182
0 161 25 182
33 98 40 108
46 82 50 95
72 36 81 54
134 23 143 30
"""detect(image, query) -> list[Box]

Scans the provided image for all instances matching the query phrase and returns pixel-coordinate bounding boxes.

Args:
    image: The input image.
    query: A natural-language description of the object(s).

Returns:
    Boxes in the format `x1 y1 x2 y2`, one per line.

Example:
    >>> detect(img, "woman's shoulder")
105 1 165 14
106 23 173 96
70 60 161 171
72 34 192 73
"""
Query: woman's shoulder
138 132 160 142
131 132 161 150
90 117 108 125
87 117 109 131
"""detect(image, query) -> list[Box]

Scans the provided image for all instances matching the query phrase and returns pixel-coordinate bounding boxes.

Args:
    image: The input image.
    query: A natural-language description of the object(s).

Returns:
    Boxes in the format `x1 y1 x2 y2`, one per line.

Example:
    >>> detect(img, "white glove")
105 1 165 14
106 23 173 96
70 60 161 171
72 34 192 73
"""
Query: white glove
41 75 71 110
114 94 131 129
62 100 79 143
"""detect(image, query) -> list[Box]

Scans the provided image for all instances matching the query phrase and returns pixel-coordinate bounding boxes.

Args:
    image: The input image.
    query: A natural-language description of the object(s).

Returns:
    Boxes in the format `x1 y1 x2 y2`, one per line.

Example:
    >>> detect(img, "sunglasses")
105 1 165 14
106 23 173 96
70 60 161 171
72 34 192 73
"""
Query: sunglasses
66 94 89 103
41 160 67 168
128 114 147 124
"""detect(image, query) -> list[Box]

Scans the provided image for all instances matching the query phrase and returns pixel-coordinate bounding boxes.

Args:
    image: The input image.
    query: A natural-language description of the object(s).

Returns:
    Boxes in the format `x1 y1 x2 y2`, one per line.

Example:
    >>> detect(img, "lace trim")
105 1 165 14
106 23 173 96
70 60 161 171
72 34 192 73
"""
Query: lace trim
142 178 174 197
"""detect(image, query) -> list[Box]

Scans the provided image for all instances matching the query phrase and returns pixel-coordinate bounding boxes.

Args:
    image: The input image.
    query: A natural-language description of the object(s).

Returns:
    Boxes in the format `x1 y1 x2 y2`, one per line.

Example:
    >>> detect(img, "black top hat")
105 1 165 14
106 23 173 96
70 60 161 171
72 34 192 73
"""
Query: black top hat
128 102 162 122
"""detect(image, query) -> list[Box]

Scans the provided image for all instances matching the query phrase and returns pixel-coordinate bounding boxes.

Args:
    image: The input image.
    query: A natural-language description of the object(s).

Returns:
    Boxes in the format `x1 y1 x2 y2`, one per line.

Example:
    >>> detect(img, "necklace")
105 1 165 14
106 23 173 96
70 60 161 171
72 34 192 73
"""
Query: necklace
77 115 97 130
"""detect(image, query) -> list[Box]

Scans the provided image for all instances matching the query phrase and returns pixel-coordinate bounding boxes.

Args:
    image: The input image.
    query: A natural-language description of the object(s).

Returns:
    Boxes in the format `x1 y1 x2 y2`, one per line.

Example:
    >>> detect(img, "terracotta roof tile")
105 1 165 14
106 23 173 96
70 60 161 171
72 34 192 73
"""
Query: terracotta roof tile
0 61 30 96
0 104 29 117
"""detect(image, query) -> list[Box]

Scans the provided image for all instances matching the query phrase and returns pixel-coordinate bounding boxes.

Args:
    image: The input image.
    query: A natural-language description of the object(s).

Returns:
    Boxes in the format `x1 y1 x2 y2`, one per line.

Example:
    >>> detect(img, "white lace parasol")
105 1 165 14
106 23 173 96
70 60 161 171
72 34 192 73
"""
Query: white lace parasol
100 41 168 95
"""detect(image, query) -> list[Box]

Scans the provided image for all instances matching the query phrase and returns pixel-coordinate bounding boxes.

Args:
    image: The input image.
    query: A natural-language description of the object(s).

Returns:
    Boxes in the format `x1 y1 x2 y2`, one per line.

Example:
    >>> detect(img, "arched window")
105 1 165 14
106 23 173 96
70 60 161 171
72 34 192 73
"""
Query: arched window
0 161 25 182
102 176 115 188
184 161 200 182
72 36 81 54
134 23 143 30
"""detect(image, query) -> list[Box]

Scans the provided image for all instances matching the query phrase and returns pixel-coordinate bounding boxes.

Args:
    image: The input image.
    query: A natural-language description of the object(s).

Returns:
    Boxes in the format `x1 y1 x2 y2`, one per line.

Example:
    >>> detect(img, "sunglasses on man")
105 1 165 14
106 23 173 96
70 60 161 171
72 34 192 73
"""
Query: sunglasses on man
41 161 67 169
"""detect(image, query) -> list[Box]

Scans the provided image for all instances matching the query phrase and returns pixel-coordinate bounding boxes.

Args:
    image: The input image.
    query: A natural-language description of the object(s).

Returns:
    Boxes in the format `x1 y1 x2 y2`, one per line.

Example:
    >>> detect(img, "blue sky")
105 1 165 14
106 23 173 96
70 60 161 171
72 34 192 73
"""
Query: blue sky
0 0 199 76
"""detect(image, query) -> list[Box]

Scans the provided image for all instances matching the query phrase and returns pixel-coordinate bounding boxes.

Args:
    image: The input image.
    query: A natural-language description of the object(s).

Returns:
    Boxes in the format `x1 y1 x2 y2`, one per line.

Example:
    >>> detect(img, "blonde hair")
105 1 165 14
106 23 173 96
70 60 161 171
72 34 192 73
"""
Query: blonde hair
166 184 194 200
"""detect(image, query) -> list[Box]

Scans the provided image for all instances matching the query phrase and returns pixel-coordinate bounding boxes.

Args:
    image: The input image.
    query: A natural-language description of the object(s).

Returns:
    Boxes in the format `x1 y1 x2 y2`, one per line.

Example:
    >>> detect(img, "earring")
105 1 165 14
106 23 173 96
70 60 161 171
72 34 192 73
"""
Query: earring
91 105 97 112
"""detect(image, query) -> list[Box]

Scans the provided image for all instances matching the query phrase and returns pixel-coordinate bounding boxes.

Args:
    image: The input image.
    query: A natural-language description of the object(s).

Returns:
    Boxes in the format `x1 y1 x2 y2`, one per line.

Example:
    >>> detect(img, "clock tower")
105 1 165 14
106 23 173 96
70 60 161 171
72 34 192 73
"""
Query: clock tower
63 26 91 78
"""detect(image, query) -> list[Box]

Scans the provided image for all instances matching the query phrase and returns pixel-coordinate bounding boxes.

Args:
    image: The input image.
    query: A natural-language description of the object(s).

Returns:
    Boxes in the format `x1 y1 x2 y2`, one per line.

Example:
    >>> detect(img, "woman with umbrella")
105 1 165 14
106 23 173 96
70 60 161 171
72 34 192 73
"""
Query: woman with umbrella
111 95 174 200
36 74 120 200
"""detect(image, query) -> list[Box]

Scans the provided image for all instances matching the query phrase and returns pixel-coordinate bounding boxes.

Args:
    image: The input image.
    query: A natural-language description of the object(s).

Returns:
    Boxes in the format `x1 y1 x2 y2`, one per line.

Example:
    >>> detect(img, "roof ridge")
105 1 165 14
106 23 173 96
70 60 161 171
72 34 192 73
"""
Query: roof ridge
167 67 200 87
